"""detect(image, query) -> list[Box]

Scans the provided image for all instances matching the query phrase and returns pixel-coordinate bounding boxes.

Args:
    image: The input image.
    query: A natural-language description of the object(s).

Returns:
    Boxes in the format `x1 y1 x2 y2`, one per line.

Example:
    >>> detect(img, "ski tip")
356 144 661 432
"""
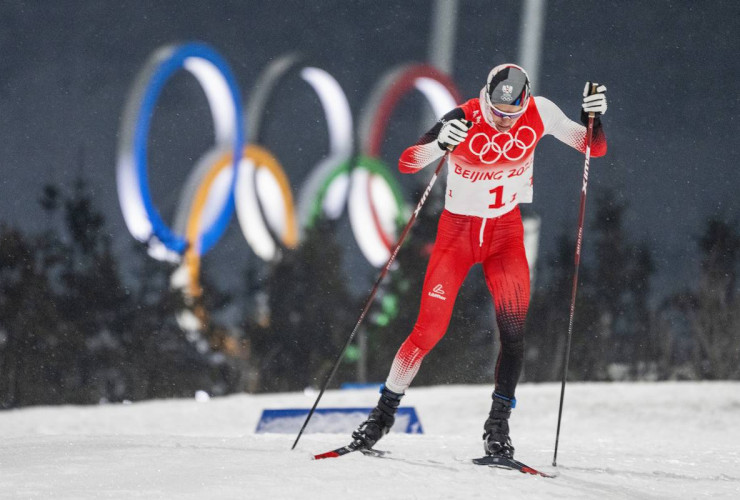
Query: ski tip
521 466 556 478
313 442 362 460
472 455 555 478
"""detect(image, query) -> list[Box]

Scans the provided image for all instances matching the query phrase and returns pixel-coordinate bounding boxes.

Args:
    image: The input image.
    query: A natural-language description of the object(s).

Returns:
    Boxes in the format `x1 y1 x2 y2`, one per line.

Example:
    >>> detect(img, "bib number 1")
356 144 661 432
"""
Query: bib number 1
488 185 504 209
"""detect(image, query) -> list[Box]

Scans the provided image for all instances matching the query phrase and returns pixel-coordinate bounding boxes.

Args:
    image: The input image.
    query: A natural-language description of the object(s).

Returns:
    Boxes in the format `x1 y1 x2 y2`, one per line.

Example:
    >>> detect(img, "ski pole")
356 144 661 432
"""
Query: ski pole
291 153 448 450
552 100 596 467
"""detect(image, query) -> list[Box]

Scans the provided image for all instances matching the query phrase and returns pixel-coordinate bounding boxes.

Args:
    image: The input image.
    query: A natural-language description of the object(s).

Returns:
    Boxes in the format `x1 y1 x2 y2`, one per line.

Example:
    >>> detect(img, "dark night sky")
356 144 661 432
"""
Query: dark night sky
1 0 739 306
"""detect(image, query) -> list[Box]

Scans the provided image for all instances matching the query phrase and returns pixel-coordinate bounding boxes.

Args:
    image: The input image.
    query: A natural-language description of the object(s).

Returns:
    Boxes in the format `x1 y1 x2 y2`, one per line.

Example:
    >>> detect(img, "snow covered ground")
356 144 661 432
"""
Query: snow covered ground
1 381 738 499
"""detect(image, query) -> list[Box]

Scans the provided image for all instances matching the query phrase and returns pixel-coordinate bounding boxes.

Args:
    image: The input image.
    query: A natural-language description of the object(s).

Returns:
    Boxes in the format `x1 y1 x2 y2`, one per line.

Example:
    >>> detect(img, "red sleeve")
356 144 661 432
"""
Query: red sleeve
589 121 607 157
398 108 466 173
536 96 607 158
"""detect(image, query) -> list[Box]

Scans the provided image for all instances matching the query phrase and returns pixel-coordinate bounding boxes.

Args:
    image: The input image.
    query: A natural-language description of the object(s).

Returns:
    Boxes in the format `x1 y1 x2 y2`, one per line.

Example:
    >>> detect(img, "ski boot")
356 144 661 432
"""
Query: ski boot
482 392 516 458
351 385 403 449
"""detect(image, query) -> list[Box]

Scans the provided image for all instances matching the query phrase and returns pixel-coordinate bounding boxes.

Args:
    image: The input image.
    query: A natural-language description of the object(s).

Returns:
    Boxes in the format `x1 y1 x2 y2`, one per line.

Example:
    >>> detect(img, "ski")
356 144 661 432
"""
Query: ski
313 441 388 460
314 442 552 478
472 455 555 478
313 441 362 459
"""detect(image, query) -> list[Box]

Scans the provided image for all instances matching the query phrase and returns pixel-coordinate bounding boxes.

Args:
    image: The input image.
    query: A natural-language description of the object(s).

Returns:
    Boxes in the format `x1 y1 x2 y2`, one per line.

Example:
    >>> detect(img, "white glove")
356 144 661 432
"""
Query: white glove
581 82 607 119
437 118 473 151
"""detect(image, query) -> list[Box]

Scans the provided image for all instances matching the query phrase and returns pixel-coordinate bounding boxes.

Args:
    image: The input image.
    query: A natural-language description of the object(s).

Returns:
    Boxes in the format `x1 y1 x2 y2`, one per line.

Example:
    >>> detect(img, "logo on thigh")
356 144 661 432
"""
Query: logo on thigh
428 283 447 301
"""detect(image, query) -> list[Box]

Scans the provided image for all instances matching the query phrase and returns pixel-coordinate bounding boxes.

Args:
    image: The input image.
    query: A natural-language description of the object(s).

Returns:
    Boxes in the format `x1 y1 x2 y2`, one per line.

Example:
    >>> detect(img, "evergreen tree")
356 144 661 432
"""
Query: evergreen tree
525 188 655 382
524 233 576 382
1 174 244 407
681 218 740 379
0 225 67 406
55 178 131 403
587 189 655 379
247 219 357 392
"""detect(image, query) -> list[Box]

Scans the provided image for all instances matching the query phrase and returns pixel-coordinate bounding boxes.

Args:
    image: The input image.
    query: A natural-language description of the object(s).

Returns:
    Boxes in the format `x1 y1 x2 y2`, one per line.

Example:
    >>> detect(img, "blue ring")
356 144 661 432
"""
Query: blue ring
132 42 244 255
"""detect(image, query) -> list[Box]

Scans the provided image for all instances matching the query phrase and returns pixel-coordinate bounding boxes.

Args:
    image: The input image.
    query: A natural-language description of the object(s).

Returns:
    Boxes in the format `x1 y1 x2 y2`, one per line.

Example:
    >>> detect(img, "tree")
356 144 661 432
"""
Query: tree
682 218 740 379
1 175 243 407
588 189 655 379
0 224 68 406
53 178 132 403
524 188 656 382
524 232 577 382
247 219 358 392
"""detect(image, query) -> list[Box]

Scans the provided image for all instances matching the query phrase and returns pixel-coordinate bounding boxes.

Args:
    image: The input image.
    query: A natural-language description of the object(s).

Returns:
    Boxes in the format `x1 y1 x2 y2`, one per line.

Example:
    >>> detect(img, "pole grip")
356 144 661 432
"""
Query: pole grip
587 82 598 119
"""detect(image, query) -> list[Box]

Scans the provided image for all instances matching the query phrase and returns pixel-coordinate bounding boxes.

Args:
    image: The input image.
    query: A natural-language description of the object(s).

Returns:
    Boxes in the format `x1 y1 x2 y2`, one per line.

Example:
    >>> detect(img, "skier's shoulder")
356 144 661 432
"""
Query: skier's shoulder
531 95 559 114
530 95 568 130
456 98 480 119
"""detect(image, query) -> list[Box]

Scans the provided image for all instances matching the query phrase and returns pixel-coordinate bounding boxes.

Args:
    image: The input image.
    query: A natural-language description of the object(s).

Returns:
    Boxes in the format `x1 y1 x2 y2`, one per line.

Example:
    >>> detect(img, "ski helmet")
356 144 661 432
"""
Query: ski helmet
480 64 531 125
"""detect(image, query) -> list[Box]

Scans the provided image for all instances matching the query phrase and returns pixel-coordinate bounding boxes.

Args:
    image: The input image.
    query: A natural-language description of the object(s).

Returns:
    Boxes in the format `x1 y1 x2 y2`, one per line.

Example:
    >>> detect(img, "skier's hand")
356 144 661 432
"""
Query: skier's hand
580 82 607 125
437 118 473 151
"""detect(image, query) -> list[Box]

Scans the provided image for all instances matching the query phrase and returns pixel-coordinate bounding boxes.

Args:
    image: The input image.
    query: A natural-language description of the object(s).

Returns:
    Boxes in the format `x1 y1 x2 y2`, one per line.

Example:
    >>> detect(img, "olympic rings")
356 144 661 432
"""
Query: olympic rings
169 143 301 335
301 159 352 227
359 64 461 157
348 156 406 268
353 63 461 267
168 53 353 311
240 53 354 261
295 65 354 228
172 146 236 299
467 126 537 164
118 45 470 332
167 52 357 333
116 42 244 261
236 145 299 262
168 143 299 336
248 54 352 160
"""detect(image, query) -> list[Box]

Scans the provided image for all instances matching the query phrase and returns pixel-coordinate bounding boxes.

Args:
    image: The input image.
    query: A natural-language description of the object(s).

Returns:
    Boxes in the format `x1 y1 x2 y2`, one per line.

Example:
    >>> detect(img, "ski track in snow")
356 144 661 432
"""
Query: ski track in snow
1 382 739 499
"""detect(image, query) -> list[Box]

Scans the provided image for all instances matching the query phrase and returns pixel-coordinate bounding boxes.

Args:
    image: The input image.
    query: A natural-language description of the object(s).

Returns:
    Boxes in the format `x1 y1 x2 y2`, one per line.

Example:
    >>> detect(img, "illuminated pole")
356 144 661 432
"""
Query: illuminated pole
428 0 459 74
423 0 458 130
517 0 547 94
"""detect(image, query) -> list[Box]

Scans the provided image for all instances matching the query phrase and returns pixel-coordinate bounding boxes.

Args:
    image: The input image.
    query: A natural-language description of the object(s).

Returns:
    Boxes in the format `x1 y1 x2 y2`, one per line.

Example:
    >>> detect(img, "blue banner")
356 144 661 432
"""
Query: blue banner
255 407 424 435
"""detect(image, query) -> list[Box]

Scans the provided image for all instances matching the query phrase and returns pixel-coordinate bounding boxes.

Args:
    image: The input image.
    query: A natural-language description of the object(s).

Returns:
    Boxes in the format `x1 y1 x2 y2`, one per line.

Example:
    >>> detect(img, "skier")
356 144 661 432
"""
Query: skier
351 64 608 458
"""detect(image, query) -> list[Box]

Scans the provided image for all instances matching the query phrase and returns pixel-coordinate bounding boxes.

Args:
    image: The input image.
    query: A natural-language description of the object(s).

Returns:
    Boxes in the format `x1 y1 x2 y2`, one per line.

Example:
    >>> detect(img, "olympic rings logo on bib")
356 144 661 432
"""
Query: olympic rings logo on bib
467 126 537 164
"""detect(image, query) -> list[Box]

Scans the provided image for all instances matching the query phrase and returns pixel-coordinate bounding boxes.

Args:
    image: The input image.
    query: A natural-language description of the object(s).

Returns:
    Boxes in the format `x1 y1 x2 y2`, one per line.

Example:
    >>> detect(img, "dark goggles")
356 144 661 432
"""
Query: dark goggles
486 97 526 120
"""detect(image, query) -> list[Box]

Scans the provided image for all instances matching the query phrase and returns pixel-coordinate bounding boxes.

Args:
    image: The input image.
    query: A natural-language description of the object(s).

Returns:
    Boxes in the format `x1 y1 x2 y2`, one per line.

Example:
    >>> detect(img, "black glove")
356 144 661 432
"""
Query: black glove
437 118 473 151
580 82 607 125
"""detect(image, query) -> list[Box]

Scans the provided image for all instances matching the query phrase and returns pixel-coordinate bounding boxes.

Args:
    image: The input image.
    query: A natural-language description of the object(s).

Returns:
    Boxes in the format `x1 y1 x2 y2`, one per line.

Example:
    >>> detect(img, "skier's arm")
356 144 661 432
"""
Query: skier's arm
536 95 607 157
398 108 469 173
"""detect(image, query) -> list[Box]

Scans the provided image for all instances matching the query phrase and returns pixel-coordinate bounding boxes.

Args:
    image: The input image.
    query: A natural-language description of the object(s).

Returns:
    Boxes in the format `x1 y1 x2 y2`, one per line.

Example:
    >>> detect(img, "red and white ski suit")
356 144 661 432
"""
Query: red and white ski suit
384 95 607 398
